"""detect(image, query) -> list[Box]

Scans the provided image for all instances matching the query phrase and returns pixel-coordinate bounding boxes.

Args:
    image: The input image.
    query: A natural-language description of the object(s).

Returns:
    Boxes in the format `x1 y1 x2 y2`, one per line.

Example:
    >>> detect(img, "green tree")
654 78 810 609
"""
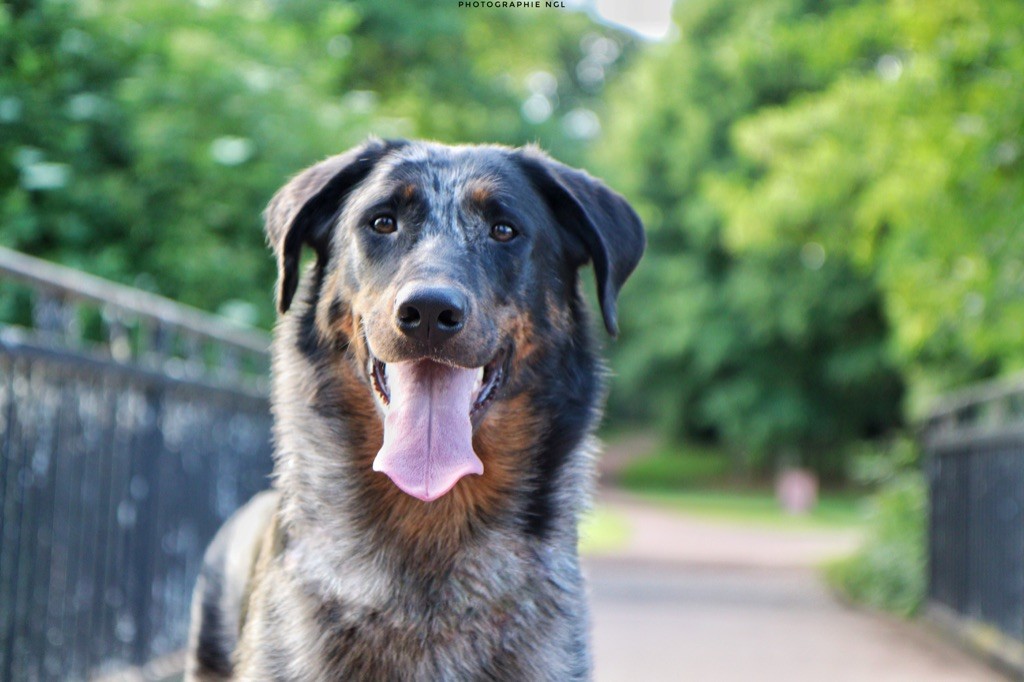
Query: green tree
1 0 633 328
342 0 635 163
711 0 1024 411
1 0 376 326
598 0 905 475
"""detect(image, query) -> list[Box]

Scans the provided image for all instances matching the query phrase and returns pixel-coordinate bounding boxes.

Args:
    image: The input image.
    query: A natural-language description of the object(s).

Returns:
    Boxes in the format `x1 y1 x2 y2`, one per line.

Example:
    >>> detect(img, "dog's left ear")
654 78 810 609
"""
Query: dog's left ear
514 148 646 337
265 138 408 314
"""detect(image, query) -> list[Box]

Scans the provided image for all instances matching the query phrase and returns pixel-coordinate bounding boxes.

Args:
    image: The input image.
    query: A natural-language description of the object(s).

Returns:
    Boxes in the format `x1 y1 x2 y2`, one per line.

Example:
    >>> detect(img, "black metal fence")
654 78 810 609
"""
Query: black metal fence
0 248 274 681
924 376 1024 667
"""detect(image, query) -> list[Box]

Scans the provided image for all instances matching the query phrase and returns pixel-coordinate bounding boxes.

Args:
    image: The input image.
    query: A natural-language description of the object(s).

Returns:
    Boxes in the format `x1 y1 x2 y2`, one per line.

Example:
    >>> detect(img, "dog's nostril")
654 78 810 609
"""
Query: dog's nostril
398 305 422 328
437 308 462 330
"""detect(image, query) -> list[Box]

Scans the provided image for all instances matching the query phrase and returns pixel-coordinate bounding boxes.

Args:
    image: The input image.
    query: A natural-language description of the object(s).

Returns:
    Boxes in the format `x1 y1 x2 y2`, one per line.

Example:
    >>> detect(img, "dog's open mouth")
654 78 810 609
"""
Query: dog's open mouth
367 349 508 502
369 350 507 415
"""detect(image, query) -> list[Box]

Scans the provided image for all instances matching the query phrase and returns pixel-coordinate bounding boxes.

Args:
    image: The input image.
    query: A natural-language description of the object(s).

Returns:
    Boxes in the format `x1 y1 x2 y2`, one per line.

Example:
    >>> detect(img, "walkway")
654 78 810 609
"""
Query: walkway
586 493 1004 681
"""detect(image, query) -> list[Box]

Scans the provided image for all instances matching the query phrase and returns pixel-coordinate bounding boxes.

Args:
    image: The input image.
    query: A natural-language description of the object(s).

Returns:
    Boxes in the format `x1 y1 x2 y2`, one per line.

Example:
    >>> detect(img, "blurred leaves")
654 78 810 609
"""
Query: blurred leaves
708 0 1024 411
0 0 632 326
599 0 906 475
826 471 926 616
3 0 1022 479
1 0 373 324
598 0 1024 475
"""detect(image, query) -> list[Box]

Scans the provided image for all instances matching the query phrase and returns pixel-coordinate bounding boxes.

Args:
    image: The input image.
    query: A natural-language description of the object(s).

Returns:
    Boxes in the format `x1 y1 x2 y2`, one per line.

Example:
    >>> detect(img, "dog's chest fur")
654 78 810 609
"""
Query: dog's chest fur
234 508 590 680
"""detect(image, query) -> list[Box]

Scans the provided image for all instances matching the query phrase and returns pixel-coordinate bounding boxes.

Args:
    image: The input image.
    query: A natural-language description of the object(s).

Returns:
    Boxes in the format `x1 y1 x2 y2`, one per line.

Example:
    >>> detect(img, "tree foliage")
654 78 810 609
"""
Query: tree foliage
710 0 1024 411
598 0 906 474
2 0 369 324
0 0 632 326
3 0 1021 478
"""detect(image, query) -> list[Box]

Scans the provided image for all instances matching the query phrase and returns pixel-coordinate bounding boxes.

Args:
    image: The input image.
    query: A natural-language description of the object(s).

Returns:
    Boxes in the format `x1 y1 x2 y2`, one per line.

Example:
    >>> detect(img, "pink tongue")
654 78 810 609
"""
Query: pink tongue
372 360 483 501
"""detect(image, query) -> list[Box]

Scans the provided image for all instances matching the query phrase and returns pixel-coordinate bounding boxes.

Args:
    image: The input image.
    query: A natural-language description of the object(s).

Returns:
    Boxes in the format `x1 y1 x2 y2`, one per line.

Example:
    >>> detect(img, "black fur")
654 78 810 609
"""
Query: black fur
514 150 646 336
195 571 233 678
524 291 602 539
277 139 409 313
295 264 326 362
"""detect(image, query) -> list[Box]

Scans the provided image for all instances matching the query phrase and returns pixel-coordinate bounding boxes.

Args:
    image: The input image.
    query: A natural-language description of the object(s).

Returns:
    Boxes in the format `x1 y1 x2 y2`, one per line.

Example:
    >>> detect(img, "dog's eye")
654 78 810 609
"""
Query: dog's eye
490 223 517 242
370 215 397 234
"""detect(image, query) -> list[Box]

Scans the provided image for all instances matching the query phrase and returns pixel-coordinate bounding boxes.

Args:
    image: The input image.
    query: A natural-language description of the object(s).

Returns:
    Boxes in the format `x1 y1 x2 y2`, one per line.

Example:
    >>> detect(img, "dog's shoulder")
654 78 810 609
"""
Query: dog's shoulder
185 490 280 681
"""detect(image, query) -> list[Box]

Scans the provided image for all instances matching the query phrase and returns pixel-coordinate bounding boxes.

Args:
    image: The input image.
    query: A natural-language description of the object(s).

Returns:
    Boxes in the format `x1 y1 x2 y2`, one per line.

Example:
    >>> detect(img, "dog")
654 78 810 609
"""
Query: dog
184 139 644 681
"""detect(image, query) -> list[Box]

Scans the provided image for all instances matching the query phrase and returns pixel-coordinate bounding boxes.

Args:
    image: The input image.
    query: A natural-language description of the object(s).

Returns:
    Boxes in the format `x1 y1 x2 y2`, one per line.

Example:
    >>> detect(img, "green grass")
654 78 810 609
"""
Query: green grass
634 489 865 531
578 506 630 553
618 442 867 531
618 443 731 490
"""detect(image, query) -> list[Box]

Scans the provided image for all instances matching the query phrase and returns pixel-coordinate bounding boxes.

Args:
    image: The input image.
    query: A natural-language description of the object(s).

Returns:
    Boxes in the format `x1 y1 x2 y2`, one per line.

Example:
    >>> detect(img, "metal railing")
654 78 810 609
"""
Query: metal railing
0 247 274 681
923 375 1024 670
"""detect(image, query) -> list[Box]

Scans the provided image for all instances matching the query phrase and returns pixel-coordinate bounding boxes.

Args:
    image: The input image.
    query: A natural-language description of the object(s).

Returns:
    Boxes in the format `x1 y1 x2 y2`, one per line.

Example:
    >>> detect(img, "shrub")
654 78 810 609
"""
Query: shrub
826 471 926 616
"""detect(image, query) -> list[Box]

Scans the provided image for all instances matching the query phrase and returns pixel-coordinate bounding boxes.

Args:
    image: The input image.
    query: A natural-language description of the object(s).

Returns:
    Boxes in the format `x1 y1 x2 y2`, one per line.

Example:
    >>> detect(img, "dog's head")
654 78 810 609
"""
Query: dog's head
266 139 644 503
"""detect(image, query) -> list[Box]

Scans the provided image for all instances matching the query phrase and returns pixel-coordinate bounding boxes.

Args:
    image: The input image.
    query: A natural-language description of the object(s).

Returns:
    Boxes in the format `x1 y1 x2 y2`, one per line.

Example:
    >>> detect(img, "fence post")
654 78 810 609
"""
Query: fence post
924 376 1024 676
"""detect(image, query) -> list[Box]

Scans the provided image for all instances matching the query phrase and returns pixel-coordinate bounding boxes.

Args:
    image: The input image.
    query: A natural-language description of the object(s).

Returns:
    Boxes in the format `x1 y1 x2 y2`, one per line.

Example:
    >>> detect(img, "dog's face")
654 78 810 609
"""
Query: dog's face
266 140 643 503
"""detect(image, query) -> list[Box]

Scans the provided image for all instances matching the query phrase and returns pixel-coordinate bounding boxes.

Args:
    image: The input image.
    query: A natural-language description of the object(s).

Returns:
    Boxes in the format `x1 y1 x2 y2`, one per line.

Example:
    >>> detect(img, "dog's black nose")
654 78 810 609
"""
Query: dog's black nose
395 285 467 345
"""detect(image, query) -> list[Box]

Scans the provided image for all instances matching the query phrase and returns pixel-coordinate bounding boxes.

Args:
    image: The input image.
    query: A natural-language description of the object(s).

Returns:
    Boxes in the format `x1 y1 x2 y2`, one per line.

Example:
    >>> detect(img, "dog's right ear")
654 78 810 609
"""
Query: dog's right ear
265 138 407 314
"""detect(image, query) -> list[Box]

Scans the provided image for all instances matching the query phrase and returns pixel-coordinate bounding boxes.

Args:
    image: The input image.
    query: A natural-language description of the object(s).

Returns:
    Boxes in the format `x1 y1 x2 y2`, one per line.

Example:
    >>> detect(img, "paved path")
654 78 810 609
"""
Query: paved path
586 493 1004 681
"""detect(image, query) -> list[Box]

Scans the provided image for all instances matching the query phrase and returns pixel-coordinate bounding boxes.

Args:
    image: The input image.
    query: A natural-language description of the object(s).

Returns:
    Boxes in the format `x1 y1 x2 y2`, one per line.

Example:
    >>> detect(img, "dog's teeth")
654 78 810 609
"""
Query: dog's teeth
475 367 485 387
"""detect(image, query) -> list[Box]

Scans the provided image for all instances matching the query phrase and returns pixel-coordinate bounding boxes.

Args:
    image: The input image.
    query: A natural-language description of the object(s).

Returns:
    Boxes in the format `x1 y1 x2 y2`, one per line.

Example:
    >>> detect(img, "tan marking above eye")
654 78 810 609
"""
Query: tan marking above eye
469 185 492 204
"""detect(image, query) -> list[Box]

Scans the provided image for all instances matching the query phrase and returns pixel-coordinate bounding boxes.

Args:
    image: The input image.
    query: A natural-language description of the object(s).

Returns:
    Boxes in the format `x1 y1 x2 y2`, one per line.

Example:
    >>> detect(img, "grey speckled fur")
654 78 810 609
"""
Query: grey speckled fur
184 139 644 681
